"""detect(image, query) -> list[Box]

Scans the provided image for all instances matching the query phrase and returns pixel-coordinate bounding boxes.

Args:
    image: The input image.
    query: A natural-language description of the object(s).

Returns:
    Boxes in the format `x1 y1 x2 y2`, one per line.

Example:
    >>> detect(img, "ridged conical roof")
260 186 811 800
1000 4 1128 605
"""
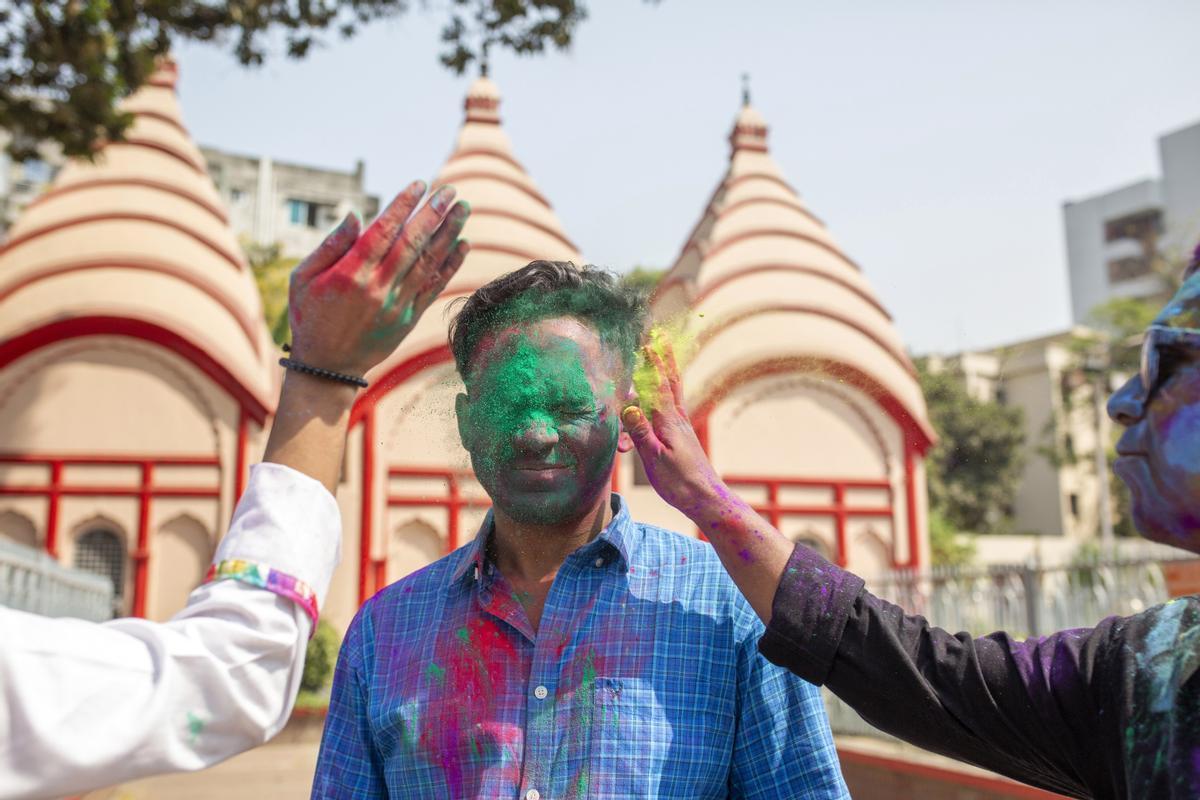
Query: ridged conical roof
369 74 582 378
657 99 933 445
0 61 276 413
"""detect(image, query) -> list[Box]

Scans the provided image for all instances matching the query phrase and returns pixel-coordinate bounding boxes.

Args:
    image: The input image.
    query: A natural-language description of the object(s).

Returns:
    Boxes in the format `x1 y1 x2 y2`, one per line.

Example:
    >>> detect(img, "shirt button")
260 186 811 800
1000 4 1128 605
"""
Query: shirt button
525 790 541 800
533 685 548 700
593 557 604 568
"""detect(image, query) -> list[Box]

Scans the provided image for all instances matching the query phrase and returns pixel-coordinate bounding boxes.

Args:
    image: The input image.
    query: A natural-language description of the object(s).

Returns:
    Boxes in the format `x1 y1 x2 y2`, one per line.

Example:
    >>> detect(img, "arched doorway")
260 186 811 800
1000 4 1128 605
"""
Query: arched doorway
74 526 126 618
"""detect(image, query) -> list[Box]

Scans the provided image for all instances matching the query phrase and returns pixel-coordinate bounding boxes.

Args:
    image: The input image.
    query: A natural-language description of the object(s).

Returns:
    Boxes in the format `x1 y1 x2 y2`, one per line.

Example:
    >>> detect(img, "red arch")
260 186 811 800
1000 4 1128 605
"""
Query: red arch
0 212 244 271
694 303 918 377
691 356 934 454
0 258 263 355
351 344 455 602
0 315 270 423
692 357 932 568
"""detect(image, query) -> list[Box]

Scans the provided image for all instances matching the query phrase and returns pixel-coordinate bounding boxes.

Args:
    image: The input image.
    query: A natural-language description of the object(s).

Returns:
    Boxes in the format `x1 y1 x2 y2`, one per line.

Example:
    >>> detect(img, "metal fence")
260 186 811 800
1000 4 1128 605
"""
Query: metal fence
824 551 1197 739
0 538 114 621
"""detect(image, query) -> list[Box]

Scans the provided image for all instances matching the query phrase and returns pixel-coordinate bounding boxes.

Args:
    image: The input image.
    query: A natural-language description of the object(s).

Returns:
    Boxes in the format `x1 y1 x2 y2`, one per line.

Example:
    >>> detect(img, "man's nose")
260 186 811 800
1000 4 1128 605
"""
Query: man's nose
512 416 558 452
1107 374 1147 427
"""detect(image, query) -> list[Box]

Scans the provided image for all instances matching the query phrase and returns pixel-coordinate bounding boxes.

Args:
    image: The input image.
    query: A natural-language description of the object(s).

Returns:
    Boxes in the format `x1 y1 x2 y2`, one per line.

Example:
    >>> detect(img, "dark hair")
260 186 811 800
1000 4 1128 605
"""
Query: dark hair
448 260 647 378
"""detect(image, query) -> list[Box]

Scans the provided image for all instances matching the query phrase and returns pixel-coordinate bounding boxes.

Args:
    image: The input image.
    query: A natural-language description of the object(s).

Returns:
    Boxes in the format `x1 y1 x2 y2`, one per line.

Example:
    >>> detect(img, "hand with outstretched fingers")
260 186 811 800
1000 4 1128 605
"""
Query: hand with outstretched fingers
263 180 470 493
621 338 793 623
621 340 725 516
287 180 470 378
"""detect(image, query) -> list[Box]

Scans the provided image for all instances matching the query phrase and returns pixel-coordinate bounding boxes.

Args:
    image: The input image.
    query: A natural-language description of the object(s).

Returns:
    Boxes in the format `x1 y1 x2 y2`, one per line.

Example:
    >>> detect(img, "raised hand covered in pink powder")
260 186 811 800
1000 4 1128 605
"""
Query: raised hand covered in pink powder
287 180 470 379
264 181 470 493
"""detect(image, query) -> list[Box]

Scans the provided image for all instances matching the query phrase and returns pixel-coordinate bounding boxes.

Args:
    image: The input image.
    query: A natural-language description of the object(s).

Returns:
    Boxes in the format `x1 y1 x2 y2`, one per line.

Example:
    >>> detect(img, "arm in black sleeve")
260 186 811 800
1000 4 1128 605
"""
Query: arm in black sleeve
759 544 1125 800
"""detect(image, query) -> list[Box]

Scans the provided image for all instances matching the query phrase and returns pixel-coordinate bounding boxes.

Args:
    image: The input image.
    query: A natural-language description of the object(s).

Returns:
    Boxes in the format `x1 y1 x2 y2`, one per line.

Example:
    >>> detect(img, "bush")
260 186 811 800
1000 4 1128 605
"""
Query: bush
302 619 340 694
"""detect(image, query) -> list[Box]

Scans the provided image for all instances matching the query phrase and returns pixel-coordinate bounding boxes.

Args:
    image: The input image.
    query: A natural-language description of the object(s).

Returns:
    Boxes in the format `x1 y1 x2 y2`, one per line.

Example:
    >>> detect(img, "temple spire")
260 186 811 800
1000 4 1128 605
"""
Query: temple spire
741 73 751 107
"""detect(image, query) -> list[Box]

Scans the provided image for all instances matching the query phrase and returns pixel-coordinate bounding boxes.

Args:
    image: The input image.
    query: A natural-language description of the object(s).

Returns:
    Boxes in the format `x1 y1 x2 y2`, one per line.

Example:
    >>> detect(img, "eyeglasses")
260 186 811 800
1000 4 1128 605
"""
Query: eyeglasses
1139 325 1200 400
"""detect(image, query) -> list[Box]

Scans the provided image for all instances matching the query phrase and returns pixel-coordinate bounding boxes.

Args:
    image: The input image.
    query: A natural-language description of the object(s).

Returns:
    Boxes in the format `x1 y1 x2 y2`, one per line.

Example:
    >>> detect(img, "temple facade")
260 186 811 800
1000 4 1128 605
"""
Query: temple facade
0 65 932 630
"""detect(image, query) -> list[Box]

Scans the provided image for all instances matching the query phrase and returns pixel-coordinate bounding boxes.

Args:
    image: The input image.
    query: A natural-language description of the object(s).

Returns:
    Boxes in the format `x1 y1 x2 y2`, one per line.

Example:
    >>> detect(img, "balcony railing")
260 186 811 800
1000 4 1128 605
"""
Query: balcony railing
824 551 1199 739
0 538 113 622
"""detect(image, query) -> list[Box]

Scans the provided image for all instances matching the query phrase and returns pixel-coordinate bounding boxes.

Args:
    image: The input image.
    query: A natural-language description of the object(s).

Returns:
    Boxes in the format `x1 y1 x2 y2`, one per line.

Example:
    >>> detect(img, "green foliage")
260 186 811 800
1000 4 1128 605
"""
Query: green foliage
0 0 642 160
916 358 1026 534
928 508 977 567
620 265 666 294
301 619 340 694
245 240 298 348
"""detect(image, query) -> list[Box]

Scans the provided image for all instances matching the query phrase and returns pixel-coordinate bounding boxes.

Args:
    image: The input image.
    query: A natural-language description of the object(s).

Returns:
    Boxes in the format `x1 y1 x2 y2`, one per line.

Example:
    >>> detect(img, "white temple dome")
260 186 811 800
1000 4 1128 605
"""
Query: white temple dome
0 60 276 415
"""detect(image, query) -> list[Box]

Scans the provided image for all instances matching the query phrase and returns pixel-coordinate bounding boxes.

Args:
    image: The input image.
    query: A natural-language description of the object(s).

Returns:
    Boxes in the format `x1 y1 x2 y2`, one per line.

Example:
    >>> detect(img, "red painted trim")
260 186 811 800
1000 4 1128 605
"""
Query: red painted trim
694 302 917 378
468 207 578 252
717 195 824 229
467 242 545 265
27 176 229 224
834 484 848 566
129 110 190 137
433 172 551 208
360 410 376 604
905 439 921 568
0 453 218 466
386 467 492 555
147 77 177 90
0 258 261 353
689 227 861 272
725 475 891 489
373 558 387 593
691 357 935 455
133 463 152 617
445 148 525 172
685 264 892 321
835 746 1067 799
235 410 249 501
0 212 244 271
725 171 800 197
351 345 454 426
107 139 206 174
46 462 61 558
1 485 219 498
0 316 270 424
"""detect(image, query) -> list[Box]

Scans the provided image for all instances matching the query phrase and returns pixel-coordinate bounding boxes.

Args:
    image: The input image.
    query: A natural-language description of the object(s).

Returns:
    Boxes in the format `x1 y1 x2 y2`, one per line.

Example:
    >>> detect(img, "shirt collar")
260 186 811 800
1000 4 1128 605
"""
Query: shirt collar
449 493 635 588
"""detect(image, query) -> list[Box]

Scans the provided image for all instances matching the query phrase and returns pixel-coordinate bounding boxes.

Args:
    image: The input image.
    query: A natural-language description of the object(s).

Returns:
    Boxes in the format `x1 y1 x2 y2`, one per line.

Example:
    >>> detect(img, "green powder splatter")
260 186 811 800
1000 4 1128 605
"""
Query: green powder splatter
456 626 471 644
631 320 697 415
425 662 445 683
186 711 205 744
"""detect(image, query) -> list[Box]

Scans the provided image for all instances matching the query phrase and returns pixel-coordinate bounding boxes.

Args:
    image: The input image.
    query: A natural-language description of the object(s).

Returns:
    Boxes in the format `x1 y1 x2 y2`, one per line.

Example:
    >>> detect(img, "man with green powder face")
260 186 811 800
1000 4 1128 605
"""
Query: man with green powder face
312 260 849 798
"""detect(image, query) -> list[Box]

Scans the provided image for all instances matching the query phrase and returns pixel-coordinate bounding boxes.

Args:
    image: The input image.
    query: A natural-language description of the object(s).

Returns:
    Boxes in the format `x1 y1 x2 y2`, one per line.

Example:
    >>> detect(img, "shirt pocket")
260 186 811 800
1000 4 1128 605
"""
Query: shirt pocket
587 677 672 797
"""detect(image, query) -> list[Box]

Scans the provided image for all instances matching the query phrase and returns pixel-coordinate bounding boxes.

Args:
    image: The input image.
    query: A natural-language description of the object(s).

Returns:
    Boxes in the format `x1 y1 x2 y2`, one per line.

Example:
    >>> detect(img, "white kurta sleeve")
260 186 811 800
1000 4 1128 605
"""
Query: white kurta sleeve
0 462 342 800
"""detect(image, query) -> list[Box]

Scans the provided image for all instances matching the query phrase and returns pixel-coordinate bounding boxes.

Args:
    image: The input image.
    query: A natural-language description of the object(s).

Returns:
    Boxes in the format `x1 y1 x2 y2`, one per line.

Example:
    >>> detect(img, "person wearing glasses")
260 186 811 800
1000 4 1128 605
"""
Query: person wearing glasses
0 182 469 800
621 242 1200 800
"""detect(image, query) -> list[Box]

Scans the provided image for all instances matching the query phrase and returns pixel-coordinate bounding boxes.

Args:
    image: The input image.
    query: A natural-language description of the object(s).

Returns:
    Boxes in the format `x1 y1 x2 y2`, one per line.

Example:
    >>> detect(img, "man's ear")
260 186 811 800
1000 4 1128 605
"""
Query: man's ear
455 392 471 449
617 427 635 453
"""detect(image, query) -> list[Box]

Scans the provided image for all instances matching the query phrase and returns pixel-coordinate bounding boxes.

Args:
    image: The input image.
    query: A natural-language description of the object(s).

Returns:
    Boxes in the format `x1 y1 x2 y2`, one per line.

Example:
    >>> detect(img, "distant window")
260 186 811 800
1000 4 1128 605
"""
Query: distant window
1105 209 1162 285
287 198 326 228
1069 493 1080 519
995 385 1008 405
230 187 245 202
74 528 125 617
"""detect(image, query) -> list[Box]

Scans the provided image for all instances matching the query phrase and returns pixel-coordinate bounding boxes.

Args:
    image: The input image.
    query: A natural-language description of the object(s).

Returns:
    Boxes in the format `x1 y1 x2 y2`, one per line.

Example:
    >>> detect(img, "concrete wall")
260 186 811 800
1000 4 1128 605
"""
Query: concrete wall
201 147 379 259
1160 119 1200 256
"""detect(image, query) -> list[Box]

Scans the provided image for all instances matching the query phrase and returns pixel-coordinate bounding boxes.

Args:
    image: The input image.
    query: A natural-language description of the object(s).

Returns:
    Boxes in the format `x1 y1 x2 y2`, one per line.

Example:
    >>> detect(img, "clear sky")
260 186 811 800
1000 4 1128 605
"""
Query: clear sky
175 0 1200 355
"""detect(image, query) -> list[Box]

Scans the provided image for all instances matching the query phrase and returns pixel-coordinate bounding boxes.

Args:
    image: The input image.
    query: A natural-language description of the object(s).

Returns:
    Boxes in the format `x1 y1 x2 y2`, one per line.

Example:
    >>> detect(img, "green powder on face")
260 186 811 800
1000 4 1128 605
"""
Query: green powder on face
465 333 607 481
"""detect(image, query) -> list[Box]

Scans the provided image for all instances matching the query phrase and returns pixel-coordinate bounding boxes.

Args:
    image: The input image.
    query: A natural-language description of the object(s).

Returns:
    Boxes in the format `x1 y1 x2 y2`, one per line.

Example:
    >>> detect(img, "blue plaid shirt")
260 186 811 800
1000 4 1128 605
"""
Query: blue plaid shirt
312 495 848 798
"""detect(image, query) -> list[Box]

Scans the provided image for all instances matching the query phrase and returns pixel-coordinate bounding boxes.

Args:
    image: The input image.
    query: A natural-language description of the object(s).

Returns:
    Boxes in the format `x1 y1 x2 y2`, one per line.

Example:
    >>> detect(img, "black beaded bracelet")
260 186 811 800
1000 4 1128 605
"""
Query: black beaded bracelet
279 344 368 388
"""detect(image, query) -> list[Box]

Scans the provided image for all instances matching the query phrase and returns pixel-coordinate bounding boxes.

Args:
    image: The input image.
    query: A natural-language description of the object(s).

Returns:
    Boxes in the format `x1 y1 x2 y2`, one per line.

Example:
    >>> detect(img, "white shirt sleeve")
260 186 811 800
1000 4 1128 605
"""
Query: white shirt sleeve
0 462 341 800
